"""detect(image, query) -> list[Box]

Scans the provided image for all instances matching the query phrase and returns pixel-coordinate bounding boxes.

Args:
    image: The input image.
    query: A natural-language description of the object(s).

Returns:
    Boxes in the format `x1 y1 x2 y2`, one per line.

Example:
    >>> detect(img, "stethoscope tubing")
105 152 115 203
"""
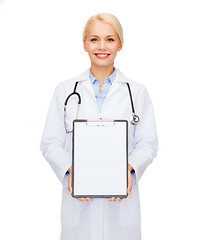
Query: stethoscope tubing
64 81 140 133
126 82 135 114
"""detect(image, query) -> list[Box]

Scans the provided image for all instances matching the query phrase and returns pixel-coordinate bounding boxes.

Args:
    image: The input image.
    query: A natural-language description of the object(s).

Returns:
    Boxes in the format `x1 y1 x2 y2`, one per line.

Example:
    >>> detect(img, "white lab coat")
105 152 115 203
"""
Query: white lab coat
40 68 158 240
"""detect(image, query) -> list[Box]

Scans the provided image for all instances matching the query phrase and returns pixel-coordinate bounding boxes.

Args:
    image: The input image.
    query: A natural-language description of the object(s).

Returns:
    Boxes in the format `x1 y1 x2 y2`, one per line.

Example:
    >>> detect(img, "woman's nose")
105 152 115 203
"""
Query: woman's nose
98 40 106 50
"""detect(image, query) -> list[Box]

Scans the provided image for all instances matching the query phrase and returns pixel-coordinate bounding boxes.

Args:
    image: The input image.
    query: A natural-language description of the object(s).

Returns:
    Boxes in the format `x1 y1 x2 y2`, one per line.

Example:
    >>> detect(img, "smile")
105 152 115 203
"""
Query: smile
95 53 110 59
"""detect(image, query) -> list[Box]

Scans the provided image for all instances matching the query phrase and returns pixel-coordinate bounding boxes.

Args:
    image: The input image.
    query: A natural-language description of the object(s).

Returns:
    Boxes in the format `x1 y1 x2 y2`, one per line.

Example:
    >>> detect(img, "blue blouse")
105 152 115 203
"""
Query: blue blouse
89 68 116 112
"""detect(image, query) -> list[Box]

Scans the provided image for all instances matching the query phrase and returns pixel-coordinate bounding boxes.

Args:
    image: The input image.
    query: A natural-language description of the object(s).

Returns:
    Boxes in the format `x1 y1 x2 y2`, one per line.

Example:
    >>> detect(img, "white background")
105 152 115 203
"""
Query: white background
0 0 200 239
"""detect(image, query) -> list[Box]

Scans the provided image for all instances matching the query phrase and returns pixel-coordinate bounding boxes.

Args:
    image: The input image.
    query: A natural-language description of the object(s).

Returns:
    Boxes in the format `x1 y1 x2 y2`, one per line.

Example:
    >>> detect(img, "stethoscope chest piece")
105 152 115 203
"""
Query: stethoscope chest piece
130 114 140 125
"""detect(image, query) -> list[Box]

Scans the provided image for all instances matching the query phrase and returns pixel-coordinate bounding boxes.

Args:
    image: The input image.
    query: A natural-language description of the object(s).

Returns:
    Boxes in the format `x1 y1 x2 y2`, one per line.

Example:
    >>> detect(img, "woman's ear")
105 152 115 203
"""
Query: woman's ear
118 42 123 52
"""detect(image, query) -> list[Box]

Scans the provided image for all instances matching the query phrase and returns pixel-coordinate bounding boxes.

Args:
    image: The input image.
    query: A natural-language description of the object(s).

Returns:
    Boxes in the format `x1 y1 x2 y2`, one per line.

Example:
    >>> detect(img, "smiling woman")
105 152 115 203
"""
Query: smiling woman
40 12 158 240
83 14 123 83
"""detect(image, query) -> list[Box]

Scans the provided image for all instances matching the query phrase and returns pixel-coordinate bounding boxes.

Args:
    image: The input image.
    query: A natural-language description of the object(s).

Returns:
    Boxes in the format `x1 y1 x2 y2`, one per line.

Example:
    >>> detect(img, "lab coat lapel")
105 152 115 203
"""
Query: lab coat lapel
105 68 129 100
82 79 96 100
76 68 96 100
105 78 121 100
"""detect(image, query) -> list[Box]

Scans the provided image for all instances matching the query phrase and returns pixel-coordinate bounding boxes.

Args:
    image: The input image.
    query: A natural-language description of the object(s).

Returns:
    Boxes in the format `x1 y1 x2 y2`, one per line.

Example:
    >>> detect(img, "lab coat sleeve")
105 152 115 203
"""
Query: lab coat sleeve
40 83 72 184
128 86 158 183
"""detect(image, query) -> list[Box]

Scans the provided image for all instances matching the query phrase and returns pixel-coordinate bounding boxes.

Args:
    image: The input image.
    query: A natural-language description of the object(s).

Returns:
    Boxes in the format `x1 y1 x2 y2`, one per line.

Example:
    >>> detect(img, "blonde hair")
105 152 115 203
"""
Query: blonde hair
83 13 124 46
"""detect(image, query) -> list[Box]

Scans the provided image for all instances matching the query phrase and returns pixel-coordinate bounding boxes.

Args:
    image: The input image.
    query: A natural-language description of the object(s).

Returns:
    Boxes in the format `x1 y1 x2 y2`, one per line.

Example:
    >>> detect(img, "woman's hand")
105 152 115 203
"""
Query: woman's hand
67 166 93 201
108 164 133 202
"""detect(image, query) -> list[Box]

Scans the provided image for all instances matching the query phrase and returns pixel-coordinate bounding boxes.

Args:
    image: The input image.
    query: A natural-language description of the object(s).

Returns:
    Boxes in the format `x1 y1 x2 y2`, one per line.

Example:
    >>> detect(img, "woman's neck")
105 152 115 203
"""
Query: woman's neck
90 65 115 83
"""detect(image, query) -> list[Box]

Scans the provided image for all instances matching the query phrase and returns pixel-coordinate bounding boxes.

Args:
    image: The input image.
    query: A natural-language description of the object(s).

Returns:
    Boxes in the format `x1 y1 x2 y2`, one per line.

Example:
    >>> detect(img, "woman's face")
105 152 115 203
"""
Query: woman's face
83 20 122 69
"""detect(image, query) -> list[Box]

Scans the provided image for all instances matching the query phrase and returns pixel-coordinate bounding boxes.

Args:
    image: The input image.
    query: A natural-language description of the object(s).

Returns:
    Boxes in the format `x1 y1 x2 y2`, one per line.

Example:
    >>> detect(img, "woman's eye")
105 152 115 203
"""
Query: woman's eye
91 38 98 42
107 38 114 42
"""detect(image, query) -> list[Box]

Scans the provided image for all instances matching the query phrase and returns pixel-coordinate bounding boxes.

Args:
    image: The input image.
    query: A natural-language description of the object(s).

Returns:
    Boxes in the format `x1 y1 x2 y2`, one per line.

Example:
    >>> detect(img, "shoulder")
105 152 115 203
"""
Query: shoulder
52 69 90 97
57 68 90 89
116 68 148 95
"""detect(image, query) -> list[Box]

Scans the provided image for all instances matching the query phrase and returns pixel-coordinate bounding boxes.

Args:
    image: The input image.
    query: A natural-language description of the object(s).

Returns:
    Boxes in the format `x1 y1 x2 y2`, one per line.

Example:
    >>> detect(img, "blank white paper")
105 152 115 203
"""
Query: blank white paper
72 120 127 197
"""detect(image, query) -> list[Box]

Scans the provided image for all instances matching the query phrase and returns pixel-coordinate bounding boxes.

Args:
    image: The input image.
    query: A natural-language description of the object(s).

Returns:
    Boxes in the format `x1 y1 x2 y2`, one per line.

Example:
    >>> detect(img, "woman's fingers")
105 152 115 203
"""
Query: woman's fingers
108 197 123 202
116 197 123 201
77 198 86 201
85 198 93 201
76 197 93 201
108 197 116 202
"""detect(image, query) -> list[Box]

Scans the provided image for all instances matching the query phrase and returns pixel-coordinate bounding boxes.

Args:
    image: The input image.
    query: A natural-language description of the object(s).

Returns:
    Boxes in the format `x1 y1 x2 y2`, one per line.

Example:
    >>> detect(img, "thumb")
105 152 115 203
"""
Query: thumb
127 172 133 195
68 173 72 195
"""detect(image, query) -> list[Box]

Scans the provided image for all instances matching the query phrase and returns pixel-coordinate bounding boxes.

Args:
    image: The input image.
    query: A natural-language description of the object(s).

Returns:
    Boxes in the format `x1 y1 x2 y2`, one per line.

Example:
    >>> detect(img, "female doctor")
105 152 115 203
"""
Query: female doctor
40 13 158 240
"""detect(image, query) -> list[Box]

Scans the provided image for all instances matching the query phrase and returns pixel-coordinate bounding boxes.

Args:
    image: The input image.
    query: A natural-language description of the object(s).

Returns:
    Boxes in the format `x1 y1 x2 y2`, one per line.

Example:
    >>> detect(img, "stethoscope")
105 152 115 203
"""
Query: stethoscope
64 81 140 133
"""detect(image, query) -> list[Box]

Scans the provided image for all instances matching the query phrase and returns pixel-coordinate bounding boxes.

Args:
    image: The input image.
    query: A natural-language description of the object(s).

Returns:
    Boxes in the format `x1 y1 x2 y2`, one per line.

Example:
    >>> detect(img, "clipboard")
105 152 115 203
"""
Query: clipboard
72 119 128 198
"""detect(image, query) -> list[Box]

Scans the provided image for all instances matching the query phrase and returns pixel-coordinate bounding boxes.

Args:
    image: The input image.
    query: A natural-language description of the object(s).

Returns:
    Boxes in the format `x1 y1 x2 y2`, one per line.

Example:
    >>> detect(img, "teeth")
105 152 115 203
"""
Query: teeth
97 54 108 57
